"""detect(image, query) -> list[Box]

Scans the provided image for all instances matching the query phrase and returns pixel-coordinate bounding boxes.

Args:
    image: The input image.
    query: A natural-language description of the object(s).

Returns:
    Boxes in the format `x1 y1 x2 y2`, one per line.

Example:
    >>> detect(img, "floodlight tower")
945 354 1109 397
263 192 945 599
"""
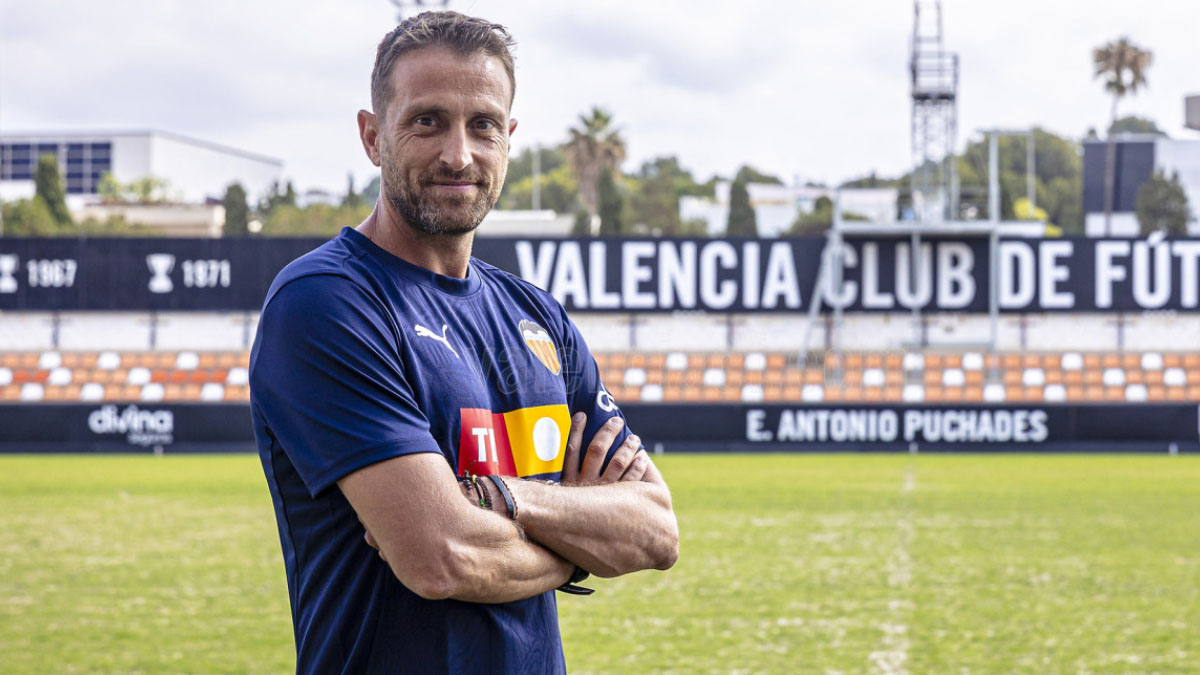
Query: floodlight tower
909 1 959 223
391 0 449 20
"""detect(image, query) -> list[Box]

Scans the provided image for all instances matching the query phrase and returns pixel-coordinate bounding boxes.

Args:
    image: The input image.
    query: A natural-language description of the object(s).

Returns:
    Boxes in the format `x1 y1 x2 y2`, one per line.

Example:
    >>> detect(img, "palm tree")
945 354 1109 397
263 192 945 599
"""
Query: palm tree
564 107 626 218
1093 37 1152 235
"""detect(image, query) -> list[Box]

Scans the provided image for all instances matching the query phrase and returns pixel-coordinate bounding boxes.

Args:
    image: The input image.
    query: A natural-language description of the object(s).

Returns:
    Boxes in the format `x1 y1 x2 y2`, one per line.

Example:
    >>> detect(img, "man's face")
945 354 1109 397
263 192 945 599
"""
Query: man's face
375 46 515 236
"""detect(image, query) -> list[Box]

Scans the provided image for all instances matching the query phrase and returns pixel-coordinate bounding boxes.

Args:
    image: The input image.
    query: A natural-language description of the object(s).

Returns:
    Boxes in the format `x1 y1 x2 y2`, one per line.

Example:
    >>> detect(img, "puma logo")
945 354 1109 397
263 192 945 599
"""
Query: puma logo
414 323 460 359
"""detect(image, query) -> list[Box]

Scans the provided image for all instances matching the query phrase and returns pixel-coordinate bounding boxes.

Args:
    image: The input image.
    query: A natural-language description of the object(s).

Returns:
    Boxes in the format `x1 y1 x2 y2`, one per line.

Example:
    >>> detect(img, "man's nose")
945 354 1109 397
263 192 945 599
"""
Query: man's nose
439 125 472 172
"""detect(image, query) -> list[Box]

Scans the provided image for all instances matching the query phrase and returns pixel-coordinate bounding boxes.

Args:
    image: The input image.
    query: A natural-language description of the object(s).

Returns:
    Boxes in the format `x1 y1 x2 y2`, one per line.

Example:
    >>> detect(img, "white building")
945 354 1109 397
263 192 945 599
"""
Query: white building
0 130 283 207
1082 135 1200 236
680 182 899 237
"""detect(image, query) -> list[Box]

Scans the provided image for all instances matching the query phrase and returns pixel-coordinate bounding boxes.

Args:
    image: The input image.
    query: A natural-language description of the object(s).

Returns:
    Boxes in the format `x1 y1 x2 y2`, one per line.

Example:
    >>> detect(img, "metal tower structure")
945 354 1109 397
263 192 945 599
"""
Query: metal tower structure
909 1 959 223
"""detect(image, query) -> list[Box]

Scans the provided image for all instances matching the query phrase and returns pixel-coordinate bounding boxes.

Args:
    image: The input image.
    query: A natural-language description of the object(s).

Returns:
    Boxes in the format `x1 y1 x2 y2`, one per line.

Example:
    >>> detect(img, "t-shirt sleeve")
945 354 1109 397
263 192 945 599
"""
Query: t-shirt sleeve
556 304 640 474
251 274 442 496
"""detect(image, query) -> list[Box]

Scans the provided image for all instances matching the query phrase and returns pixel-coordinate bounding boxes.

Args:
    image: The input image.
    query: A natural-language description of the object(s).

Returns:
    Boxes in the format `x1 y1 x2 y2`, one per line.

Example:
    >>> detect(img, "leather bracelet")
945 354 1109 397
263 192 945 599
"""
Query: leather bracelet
486 474 517 520
557 566 594 595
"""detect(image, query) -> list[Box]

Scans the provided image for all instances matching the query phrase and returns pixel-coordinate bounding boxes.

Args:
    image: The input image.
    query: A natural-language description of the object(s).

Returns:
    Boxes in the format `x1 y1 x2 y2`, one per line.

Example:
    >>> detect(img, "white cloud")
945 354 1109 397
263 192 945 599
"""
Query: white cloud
1 0 1196 195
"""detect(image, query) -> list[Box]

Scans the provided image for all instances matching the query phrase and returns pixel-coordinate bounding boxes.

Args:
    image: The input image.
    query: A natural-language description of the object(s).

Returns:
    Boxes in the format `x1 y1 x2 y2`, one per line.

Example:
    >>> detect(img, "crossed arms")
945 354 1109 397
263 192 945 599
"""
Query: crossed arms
339 413 679 603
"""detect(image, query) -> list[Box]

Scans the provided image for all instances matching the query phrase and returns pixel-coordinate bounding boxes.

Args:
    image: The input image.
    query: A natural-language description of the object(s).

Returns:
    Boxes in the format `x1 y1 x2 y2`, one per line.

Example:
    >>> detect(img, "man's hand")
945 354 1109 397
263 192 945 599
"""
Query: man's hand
560 413 649 486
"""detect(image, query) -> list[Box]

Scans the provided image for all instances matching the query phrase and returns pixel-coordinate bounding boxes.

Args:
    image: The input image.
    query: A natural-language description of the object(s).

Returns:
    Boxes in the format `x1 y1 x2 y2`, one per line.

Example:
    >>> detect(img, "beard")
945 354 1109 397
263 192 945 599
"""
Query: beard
383 161 501 236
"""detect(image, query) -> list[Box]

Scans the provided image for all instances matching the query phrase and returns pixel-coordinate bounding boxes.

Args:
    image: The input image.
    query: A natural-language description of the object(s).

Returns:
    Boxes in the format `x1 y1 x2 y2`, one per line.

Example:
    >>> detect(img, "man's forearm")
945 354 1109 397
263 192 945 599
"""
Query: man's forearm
506 469 679 578
437 514 575 603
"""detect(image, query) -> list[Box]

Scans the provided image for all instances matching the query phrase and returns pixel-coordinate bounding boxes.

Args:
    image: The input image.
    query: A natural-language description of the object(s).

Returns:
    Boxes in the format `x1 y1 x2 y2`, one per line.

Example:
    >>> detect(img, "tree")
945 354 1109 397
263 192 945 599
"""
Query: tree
787 196 869 235
596 169 623 236
734 165 783 185
222 183 250 236
571 209 592 236
500 165 579 214
0 197 60 235
564 107 626 217
259 180 298 216
1136 170 1192 235
343 173 364 208
955 128 1083 232
261 202 373 236
34 154 71 225
726 178 757 236
1110 115 1167 136
1094 36 1153 234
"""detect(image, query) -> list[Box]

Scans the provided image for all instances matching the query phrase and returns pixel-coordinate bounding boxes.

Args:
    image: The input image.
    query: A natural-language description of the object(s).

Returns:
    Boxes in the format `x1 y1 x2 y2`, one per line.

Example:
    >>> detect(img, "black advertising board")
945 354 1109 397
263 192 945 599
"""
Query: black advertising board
0 402 1195 454
3 235 1200 313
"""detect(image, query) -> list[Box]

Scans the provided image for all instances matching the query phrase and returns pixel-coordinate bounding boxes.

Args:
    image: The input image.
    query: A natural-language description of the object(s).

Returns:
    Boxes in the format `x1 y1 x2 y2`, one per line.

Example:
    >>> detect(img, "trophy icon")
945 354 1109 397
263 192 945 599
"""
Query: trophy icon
146 254 176 293
0 254 17 294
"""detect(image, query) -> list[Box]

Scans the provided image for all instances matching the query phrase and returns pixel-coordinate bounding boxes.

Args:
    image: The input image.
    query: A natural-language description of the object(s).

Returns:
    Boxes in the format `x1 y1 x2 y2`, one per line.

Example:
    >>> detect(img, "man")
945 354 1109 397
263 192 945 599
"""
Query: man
249 11 678 674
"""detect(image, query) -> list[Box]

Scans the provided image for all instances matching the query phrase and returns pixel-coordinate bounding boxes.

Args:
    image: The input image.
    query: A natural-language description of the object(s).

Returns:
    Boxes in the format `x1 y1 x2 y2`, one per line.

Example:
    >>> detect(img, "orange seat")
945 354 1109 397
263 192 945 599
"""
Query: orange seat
1183 354 1200 368
687 354 705 369
1005 386 1023 401
964 385 983 402
1147 385 1166 401
1065 370 1083 385
924 387 944 402
1023 387 1044 402
1002 354 1021 369
1066 385 1085 401
944 354 963 369
1163 354 1183 368
1122 353 1140 369
767 354 786 370
782 385 803 400
865 353 883 369
1043 354 1061 369
647 353 667 369
925 354 944 369
1167 387 1186 401
1102 353 1121 369
765 370 784 385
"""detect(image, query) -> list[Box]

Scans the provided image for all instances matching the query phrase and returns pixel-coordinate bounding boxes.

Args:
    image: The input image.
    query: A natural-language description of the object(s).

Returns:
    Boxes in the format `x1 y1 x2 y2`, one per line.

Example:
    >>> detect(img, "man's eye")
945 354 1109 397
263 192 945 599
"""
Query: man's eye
474 119 496 131
415 117 436 127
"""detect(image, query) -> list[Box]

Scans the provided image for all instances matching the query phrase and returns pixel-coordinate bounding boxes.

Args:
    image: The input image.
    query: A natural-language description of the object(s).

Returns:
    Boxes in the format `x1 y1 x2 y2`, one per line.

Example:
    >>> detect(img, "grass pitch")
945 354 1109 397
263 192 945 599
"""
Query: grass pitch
1 454 1197 673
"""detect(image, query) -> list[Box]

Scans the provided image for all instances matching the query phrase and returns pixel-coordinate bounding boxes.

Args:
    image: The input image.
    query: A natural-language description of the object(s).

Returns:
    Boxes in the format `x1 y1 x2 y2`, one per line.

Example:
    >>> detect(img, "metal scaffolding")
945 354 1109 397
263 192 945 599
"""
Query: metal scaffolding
909 1 959 224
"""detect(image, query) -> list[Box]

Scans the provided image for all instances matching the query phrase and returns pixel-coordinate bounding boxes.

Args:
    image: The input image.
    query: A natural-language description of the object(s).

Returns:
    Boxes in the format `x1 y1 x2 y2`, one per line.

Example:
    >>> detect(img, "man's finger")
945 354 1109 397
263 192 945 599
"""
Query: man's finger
620 451 649 482
561 412 586 483
580 416 624 480
602 434 640 483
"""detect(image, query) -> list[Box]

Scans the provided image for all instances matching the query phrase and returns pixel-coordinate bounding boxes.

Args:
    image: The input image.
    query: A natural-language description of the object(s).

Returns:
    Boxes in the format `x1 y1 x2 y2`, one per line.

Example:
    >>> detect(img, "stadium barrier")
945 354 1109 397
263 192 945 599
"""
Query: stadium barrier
5 235 1200 313
1 402 1195 454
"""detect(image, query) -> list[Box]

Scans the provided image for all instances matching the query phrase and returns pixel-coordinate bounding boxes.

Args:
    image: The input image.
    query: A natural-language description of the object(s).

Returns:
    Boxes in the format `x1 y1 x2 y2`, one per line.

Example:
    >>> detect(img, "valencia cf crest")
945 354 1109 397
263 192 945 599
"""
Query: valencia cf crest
519 319 561 376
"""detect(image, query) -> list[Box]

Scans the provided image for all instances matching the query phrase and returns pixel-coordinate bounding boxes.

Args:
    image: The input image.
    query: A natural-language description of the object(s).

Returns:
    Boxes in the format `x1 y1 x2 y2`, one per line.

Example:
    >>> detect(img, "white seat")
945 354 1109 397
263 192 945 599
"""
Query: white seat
744 352 767 371
141 383 165 402
983 383 1006 402
1043 384 1066 402
942 369 965 387
20 383 44 401
623 367 646 387
801 384 824 402
0 368 12 386
97 351 121 370
962 352 984 371
48 367 72 386
639 384 663 402
1022 368 1046 387
1061 352 1083 371
80 383 105 401
1125 384 1148 402
902 353 924 371
226 367 250 386
862 368 885 387
38 351 62 369
902 384 924 402
127 367 151 386
1141 353 1163 371
1102 368 1125 387
702 368 726 387
665 352 688 371
1164 368 1187 387
175 351 200 370
740 384 764 402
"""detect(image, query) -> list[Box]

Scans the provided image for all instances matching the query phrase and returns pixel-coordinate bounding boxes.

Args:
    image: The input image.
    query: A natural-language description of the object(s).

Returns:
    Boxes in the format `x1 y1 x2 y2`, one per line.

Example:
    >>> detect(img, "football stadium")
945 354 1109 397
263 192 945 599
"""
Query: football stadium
3 1 1200 673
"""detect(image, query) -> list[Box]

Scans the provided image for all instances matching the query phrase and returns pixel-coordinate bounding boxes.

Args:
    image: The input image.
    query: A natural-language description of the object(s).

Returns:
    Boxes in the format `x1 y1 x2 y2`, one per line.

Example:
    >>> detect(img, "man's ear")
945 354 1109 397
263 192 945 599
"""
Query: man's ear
508 118 518 137
358 110 382 167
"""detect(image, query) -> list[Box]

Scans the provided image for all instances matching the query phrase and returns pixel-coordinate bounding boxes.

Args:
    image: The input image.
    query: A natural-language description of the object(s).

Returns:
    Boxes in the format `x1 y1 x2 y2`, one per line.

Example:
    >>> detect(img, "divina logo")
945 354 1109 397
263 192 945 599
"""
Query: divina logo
88 405 174 446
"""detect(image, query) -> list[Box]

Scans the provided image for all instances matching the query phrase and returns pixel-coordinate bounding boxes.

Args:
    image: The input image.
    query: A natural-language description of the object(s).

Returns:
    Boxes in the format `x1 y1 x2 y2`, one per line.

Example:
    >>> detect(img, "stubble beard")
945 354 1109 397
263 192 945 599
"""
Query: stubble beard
383 161 502 237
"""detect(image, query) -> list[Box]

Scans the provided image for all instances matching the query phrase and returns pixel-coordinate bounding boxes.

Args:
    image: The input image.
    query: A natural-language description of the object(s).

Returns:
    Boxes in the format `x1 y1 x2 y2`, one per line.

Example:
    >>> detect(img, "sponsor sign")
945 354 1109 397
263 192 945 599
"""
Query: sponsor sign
0 403 1194 454
3 236 1200 313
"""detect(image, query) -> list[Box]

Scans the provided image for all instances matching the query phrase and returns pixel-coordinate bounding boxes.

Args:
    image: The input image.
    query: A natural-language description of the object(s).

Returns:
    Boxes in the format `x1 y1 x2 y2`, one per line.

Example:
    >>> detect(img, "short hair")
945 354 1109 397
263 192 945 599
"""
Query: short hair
370 11 516 118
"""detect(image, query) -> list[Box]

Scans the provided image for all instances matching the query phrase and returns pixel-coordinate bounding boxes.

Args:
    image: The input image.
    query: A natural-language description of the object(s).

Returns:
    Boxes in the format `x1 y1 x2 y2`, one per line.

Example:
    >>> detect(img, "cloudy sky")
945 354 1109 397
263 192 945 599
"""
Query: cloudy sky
2 0 1196 199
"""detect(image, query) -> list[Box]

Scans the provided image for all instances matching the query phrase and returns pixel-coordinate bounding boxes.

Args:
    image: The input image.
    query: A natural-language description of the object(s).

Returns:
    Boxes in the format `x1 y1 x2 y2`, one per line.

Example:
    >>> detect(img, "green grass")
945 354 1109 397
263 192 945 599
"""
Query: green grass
1 455 1197 673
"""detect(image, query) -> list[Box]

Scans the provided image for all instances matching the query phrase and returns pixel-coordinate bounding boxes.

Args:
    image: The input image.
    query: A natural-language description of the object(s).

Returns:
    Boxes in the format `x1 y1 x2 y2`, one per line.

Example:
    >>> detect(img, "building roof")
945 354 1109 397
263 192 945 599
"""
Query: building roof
0 129 282 167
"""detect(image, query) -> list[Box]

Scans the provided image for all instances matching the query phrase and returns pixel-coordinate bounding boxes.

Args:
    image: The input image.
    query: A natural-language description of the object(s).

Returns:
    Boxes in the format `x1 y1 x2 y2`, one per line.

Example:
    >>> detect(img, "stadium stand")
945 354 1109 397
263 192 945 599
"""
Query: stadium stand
3 349 1198 405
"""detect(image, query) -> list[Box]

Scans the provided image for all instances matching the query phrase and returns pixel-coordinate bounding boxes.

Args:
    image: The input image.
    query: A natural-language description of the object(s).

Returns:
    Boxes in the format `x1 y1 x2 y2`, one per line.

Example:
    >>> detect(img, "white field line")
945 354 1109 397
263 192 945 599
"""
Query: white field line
869 465 915 675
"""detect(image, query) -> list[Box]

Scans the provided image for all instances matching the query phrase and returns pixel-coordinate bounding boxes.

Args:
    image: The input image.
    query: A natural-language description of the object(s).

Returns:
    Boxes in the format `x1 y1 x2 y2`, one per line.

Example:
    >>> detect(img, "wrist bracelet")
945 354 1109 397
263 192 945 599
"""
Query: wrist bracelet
486 474 517 520
557 566 594 595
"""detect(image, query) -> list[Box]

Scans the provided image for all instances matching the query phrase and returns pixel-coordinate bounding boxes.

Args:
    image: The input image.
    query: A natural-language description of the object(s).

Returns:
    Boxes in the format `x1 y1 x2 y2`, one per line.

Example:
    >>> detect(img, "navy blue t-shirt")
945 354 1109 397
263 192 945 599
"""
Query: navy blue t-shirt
250 227 633 674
